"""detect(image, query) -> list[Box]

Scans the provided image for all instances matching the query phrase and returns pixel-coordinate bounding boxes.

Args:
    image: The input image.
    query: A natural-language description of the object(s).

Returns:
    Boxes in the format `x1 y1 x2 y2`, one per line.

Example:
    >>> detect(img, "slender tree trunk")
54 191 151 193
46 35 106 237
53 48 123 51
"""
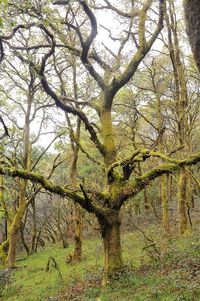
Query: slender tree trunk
166 2 191 234
144 188 150 211
57 204 68 249
156 88 170 233
20 223 30 256
31 199 37 254
161 175 170 232
0 175 9 242
98 210 123 285
73 204 82 260
67 115 82 261
0 240 8 265
178 169 188 234
64 59 83 261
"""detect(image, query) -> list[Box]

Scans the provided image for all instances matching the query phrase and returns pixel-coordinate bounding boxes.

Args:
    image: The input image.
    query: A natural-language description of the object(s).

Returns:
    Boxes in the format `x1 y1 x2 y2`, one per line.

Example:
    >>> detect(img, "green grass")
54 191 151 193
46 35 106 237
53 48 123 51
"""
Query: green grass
2 224 200 301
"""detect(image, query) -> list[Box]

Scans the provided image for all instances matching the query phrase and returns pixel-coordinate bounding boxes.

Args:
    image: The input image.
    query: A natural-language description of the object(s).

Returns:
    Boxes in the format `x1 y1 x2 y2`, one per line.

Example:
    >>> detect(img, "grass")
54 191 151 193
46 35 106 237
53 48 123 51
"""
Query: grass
2 223 200 301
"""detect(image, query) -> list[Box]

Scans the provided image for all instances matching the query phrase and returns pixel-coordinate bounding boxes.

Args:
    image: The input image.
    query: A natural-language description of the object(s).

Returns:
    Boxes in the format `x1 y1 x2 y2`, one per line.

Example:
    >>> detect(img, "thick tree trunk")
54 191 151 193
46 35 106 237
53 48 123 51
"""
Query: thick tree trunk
100 104 116 167
6 181 27 267
184 0 200 72
98 210 123 285
6 201 27 267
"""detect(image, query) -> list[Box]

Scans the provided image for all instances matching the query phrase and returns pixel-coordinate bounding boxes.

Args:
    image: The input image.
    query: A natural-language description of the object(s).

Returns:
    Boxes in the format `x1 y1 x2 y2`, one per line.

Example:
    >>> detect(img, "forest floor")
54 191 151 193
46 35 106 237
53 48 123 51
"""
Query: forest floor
1 218 200 301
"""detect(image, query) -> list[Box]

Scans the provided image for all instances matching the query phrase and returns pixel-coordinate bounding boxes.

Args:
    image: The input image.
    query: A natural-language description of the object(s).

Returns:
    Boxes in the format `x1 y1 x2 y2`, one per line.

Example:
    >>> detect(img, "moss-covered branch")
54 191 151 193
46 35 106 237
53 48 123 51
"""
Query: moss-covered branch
0 165 107 215
116 151 200 206
107 148 180 182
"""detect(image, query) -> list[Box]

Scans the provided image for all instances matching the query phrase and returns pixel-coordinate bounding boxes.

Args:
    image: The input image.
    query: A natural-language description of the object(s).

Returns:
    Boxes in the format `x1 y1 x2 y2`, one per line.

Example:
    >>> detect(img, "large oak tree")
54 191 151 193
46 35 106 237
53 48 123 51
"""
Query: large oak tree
1 0 200 284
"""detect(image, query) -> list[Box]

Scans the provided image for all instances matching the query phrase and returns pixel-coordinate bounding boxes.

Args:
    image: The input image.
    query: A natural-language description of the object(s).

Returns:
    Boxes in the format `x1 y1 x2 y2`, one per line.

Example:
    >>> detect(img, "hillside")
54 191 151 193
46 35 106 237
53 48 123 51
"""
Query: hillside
1 221 200 301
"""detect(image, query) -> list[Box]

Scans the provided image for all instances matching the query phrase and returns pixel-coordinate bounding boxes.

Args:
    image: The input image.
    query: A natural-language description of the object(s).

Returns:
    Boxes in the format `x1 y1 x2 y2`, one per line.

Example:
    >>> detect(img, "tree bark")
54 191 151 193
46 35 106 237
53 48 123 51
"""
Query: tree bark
98 210 123 285
184 0 200 72
178 169 188 234
6 180 27 267
161 175 170 232
100 102 116 167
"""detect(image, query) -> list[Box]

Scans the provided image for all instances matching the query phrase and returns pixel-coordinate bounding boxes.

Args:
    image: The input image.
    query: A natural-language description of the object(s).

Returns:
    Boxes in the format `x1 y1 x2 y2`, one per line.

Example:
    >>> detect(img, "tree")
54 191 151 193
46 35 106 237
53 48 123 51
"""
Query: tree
1 0 200 284
184 0 200 71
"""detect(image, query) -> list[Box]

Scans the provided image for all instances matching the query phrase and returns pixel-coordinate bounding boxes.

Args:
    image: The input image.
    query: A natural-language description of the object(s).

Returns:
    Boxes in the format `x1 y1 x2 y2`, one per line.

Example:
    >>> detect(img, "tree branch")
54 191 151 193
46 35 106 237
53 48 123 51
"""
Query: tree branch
110 0 165 95
0 116 9 139
117 151 200 206
0 164 108 215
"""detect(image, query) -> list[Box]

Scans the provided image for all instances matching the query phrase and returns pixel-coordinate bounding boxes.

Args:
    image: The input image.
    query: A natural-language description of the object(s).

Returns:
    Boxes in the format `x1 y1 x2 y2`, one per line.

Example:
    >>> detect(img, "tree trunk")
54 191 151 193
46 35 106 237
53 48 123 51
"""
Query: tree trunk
184 0 200 72
98 210 123 285
0 240 8 266
144 188 150 211
73 204 82 260
178 169 188 234
101 106 116 167
161 175 170 233
31 199 37 254
6 181 27 267
6 201 27 267
20 222 30 256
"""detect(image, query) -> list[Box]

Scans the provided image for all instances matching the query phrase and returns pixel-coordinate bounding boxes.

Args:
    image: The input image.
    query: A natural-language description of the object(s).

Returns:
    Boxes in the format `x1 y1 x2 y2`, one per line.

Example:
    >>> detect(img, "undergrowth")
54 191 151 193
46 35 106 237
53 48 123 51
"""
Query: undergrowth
2 223 200 301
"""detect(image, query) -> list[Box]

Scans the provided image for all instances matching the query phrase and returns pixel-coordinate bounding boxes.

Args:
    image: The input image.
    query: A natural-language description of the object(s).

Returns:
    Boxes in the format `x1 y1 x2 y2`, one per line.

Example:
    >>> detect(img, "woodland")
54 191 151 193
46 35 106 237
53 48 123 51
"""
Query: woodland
0 0 200 300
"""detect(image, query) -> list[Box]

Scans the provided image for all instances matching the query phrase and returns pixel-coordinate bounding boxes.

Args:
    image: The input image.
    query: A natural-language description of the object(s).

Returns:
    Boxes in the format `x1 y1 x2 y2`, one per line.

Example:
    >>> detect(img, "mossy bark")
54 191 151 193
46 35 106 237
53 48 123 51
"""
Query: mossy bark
30 198 37 254
6 181 27 267
66 69 83 261
161 175 170 232
98 210 123 285
156 83 170 233
166 2 191 234
73 204 82 261
178 169 188 234
100 105 116 167
144 188 150 211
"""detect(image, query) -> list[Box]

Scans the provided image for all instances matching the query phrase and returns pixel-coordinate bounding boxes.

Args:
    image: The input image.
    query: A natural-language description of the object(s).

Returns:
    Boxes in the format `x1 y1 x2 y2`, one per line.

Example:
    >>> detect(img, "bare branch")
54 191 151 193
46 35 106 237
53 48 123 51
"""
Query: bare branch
110 0 166 95
0 116 9 139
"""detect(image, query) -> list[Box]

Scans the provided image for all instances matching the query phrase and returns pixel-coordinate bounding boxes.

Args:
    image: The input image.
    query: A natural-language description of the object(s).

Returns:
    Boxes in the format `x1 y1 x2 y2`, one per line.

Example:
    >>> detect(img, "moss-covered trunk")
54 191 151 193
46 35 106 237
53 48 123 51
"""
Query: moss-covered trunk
6 181 27 267
178 169 188 234
156 87 170 233
166 2 191 234
161 175 170 232
98 210 123 285
70 117 82 261
100 103 116 167
73 204 82 261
